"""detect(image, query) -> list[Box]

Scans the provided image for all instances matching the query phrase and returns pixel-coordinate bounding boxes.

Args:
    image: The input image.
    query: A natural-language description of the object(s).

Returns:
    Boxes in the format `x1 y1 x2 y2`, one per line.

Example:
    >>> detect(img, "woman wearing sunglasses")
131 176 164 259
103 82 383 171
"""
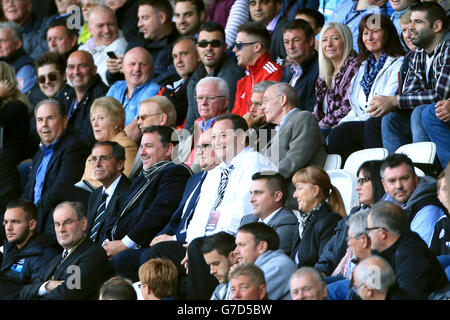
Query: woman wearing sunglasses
0 61 32 217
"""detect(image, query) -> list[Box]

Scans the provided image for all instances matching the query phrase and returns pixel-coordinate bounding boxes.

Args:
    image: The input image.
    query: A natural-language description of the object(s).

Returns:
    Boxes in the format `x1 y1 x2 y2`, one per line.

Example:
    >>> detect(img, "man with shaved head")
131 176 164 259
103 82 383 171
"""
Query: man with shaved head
79 5 128 85
106 47 161 143
59 50 109 148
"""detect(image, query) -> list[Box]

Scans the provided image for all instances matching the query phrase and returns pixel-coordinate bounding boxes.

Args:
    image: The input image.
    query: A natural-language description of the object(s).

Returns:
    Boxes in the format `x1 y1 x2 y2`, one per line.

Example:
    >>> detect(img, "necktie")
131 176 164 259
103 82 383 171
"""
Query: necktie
90 191 108 241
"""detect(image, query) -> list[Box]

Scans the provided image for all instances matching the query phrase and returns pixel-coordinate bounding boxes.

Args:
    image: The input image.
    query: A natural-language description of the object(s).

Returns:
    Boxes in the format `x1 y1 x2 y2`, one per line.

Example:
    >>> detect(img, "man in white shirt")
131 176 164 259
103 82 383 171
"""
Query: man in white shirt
79 4 127 85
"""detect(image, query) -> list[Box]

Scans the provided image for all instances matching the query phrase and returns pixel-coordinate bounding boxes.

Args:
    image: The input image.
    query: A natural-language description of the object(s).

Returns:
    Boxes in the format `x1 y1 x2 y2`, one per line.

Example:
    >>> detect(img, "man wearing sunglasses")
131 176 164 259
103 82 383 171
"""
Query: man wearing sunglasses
184 21 245 131
231 21 282 118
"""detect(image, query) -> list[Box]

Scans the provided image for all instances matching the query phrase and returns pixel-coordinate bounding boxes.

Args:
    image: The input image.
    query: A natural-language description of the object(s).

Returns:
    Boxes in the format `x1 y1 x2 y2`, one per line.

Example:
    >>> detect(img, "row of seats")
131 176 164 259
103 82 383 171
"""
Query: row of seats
324 142 437 214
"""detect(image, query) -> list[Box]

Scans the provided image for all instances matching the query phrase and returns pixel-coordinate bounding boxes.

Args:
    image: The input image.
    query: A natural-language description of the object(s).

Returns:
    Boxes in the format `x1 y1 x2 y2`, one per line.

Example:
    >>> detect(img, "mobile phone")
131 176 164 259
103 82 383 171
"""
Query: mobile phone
107 51 117 59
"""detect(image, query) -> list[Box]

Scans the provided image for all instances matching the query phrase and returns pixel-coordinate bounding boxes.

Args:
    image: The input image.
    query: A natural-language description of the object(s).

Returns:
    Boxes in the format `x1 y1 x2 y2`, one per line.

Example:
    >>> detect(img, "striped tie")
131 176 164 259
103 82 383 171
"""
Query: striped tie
90 191 108 241
212 164 234 211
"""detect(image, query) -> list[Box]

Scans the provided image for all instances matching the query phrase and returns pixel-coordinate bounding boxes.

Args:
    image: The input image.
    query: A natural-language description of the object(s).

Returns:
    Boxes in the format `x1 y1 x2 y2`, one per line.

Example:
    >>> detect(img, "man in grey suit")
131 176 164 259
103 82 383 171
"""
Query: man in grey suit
260 82 327 208
240 172 297 256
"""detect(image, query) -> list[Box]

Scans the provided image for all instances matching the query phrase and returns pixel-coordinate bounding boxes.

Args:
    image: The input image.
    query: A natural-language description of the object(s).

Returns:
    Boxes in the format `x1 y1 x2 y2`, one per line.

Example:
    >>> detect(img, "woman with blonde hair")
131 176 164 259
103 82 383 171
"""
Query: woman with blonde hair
0 61 31 214
80 96 137 188
313 22 360 136
291 165 346 268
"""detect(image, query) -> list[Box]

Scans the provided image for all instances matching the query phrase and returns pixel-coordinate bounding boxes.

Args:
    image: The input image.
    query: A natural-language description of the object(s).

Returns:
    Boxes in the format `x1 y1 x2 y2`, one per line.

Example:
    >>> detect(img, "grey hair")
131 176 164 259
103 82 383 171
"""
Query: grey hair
229 263 266 287
54 201 87 220
253 80 278 93
196 76 230 100
271 83 299 107
290 267 326 291
368 201 409 236
346 209 370 237
35 99 67 118
354 256 396 293
0 21 23 42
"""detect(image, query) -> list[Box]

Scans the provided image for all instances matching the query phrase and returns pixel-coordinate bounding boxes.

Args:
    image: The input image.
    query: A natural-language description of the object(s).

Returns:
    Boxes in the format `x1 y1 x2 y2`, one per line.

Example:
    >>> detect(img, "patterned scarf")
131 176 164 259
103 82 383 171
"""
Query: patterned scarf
297 201 326 239
360 52 388 99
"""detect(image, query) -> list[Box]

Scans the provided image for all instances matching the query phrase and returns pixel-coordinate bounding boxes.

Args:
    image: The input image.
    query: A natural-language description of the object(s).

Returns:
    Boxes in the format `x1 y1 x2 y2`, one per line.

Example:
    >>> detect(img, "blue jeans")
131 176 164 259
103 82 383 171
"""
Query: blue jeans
381 111 412 154
411 104 430 142
422 103 450 168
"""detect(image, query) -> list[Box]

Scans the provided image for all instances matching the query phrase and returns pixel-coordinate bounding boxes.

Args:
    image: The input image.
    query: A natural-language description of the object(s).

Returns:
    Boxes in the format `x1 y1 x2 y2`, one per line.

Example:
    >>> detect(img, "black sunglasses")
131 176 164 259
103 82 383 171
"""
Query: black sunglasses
233 41 259 51
197 40 223 48
38 72 59 84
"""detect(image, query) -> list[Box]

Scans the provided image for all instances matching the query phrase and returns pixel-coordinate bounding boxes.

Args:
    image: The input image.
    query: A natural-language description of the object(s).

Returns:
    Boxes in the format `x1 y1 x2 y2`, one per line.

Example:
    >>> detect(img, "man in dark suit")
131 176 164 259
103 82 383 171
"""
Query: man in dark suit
22 99 90 237
19 201 112 300
240 172 298 256
86 141 131 245
260 83 327 208
281 19 318 112
103 126 192 272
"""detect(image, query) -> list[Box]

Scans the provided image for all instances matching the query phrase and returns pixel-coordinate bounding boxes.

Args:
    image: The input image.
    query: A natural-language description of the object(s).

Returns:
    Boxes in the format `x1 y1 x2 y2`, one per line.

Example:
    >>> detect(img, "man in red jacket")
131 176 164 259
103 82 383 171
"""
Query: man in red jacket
231 22 282 117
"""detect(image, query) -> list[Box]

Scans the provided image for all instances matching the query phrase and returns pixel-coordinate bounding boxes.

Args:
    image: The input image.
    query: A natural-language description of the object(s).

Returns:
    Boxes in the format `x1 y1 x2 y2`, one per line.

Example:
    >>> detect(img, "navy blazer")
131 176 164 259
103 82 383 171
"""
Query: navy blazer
291 204 342 268
19 237 112 300
281 50 319 112
86 174 131 244
156 171 207 243
22 132 90 235
109 162 192 247
240 207 298 256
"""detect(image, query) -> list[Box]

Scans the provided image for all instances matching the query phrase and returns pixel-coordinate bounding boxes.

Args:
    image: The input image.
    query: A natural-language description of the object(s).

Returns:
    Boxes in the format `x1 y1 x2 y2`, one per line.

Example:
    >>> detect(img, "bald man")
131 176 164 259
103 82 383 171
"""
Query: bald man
106 47 161 143
60 50 109 148
79 5 128 85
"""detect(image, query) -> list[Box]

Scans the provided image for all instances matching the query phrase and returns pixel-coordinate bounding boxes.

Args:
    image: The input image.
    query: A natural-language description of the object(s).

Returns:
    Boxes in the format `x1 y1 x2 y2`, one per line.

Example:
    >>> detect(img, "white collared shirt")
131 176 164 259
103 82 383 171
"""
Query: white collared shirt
258 207 283 225
185 147 276 243
103 174 123 209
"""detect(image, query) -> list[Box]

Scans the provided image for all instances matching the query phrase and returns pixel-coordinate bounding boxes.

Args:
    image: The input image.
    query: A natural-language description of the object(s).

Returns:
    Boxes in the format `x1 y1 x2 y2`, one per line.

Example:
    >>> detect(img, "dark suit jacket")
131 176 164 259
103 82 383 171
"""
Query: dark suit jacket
109 162 192 247
156 171 207 244
19 237 112 300
22 132 91 236
291 204 342 268
269 16 288 64
240 207 298 256
86 175 131 244
281 50 319 112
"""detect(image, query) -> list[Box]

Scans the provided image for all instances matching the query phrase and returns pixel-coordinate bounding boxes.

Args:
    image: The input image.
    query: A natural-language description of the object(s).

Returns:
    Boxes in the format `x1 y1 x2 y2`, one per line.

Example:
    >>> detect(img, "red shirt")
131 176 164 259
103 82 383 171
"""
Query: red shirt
231 53 283 117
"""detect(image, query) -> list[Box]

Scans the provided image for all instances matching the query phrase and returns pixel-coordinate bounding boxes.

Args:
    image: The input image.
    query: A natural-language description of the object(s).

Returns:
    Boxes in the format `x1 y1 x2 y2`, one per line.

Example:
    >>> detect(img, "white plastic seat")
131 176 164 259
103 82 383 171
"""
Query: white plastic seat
324 154 342 171
343 148 389 176
395 142 436 164
132 282 144 300
327 169 359 215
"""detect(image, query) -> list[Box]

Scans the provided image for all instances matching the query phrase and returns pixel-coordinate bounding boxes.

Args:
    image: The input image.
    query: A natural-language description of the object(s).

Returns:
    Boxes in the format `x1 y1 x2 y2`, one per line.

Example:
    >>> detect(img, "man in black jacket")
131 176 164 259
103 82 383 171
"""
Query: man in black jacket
0 199 60 299
19 201 112 300
367 201 448 299
59 50 109 149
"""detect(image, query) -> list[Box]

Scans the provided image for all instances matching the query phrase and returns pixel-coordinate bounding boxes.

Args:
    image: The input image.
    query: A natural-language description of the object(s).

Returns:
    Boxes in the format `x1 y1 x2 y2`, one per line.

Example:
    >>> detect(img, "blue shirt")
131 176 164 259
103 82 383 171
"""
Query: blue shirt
106 80 161 126
16 64 37 94
329 0 387 52
384 194 445 247
33 141 57 204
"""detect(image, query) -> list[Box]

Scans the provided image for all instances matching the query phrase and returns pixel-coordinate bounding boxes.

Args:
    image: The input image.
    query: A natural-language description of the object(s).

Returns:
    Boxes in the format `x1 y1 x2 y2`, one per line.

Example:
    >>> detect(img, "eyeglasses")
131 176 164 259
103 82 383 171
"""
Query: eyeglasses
137 113 163 121
195 143 212 152
195 95 226 102
232 41 259 51
346 233 364 243
197 40 223 48
38 72 59 84
357 177 371 186
246 100 263 110
88 155 113 164
365 226 388 233
54 218 81 229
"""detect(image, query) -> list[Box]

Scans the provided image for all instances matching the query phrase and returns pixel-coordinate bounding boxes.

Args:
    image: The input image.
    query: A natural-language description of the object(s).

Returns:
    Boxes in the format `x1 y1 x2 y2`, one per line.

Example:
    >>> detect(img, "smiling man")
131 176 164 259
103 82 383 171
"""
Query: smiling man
380 153 446 246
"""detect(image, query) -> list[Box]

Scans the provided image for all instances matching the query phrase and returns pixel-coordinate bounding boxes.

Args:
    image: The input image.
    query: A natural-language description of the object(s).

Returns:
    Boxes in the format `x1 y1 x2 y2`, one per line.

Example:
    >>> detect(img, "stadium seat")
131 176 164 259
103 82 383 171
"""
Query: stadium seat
324 154 342 171
343 148 389 176
395 142 436 164
327 169 359 215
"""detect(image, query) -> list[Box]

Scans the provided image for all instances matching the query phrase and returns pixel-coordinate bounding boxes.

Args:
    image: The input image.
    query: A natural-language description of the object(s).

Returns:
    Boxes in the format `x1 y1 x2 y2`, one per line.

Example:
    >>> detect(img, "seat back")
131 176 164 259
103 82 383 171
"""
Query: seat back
343 148 389 176
395 142 436 164
327 169 359 215
324 154 342 171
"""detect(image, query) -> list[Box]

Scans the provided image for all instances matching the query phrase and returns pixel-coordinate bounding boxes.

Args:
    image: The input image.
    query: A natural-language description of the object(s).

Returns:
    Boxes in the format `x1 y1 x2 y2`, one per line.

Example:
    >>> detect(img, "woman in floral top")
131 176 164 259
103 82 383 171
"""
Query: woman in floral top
313 22 360 137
